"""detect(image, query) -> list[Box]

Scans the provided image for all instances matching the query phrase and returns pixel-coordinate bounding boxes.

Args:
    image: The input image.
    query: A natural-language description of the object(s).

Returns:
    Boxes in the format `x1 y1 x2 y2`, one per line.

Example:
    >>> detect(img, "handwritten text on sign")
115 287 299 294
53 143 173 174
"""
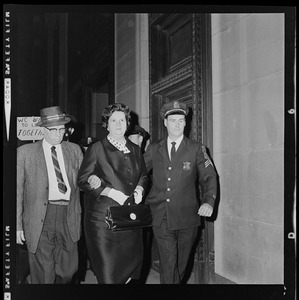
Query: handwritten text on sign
17 117 44 141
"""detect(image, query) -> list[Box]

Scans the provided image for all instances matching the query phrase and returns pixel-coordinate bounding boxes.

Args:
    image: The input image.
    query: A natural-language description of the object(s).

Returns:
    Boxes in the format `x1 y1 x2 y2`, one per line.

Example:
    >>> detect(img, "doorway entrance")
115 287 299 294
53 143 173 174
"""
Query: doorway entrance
148 13 215 284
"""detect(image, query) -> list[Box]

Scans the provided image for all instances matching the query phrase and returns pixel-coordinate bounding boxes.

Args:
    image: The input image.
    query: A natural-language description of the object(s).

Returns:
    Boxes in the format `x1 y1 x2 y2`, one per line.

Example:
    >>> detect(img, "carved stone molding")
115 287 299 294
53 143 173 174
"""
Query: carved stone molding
151 64 192 94
191 14 202 142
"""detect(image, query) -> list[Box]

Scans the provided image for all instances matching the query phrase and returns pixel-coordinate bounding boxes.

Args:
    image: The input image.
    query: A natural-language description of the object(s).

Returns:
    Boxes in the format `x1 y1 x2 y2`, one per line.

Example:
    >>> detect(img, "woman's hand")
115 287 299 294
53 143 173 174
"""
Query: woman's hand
133 189 143 204
87 175 102 189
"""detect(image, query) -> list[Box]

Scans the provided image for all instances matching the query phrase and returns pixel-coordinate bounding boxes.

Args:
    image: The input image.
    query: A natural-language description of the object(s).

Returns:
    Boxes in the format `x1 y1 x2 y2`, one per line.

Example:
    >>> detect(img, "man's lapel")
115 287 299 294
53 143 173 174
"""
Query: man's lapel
36 140 48 183
158 138 170 162
175 137 188 162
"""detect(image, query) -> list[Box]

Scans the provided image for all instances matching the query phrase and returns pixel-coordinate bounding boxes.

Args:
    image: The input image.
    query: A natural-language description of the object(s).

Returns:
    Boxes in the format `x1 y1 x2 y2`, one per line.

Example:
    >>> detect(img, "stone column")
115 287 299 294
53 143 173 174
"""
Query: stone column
115 13 150 134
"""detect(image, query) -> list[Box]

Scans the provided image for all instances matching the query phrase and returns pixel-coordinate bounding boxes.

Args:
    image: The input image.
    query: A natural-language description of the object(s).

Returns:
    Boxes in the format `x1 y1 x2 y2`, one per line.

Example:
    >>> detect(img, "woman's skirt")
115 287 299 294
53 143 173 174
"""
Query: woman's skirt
84 209 143 284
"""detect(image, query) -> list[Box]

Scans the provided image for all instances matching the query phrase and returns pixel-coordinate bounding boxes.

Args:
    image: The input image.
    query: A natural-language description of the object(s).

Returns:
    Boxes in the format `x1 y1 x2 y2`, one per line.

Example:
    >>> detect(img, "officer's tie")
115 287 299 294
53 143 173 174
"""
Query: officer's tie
51 146 67 193
170 141 176 161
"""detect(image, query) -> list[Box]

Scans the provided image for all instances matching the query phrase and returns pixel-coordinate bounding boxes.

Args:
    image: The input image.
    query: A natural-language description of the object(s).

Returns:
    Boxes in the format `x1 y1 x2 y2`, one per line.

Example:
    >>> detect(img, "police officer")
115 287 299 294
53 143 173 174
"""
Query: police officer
143 100 218 284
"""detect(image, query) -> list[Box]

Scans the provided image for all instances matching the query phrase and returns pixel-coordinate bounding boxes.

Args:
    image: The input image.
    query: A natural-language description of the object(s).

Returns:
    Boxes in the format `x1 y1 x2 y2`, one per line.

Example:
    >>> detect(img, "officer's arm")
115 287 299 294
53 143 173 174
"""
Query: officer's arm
196 144 217 208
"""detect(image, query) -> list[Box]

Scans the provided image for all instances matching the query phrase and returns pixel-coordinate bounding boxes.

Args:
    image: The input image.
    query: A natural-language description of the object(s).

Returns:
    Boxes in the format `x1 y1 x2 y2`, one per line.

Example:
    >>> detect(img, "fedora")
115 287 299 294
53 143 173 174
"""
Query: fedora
36 106 71 127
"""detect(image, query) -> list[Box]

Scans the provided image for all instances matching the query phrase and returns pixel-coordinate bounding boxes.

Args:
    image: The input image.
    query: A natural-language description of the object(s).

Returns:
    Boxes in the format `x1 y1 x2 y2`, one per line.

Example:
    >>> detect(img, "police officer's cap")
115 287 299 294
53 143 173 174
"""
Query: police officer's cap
160 100 189 119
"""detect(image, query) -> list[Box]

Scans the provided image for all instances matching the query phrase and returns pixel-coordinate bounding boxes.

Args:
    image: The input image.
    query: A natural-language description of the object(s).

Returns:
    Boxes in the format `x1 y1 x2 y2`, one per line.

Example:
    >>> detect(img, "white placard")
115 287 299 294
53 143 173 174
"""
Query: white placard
17 116 44 141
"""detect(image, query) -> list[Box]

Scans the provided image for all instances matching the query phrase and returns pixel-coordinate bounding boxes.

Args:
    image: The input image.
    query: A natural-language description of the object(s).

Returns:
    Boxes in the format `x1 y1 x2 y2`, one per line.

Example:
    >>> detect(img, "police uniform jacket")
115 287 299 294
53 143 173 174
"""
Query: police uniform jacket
17 140 83 253
144 136 217 230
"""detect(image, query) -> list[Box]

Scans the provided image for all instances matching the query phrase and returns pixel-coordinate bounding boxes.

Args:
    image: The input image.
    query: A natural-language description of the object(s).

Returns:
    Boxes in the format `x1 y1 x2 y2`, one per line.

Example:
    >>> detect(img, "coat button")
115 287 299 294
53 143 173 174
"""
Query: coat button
167 188 170 191
168 167 172 170
41 219 44 223
166 199 170 202
168 178 171 181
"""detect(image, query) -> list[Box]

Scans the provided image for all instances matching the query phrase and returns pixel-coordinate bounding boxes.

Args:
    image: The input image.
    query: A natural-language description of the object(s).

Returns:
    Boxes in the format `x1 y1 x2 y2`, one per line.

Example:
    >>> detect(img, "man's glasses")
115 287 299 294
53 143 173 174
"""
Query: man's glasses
44 126 66 134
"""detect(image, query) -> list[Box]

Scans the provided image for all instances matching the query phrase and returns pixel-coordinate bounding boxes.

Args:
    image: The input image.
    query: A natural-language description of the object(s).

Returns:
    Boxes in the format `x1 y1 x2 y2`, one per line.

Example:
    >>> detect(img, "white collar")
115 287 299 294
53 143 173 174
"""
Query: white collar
43 139 62 150
107 135 130 153
167 135 184 149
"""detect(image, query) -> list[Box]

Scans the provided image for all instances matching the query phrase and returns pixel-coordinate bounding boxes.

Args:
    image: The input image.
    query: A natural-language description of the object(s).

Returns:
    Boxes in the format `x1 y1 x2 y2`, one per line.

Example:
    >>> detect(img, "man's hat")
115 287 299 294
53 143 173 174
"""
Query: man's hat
126 124 150 140
160 100 189 119
36 106 71 127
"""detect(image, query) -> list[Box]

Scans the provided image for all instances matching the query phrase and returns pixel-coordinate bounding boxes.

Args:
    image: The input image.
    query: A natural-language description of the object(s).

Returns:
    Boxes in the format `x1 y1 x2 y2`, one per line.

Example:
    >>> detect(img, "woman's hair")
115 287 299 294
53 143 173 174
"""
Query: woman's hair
101 103 131 130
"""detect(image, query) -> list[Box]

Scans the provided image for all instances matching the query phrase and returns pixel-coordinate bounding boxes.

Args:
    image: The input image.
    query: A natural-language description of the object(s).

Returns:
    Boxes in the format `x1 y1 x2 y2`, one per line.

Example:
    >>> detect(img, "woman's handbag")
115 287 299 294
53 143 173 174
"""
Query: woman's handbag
105 195 152 231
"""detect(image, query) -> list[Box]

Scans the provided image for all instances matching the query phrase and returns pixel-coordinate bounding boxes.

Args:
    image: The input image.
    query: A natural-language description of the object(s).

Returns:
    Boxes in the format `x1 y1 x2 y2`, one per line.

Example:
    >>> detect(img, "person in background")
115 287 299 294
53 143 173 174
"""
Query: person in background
143 100 218 284
77 103 148 284
79 136 98 154
126 124 150 153
17 106 83 284
62 112 76 142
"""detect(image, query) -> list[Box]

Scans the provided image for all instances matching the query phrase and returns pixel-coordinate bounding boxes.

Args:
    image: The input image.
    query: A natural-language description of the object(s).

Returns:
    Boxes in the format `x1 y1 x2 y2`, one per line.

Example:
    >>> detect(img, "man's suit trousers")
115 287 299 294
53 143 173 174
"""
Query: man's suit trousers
28 204 78 284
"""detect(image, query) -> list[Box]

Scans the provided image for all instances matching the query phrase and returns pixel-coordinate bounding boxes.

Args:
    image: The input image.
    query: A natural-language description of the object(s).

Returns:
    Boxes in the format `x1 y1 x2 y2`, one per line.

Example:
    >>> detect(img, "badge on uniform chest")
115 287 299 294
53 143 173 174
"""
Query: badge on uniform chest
183 162 191 171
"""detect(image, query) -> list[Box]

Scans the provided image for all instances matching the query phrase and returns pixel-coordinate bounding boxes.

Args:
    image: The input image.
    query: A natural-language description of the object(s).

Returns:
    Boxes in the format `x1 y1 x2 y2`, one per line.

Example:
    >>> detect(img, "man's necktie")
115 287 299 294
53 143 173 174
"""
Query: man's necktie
170 141 176 161
51 146 67 194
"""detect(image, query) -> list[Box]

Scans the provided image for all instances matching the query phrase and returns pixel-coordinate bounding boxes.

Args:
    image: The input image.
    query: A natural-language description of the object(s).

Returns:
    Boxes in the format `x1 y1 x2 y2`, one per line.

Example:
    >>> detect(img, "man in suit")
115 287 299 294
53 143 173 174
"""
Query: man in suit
16 106 83 284
143 100 218 284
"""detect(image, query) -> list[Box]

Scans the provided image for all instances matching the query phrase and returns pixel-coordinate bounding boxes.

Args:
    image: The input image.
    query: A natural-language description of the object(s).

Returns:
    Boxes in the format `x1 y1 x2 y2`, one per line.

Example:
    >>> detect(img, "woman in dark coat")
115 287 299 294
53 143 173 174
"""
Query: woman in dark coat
77 103 148 284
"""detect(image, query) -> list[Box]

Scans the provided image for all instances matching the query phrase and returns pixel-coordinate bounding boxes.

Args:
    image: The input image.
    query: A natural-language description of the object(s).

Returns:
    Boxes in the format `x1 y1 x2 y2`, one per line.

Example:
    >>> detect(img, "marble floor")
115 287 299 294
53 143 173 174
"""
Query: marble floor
80 266 233 284
81 268 162 284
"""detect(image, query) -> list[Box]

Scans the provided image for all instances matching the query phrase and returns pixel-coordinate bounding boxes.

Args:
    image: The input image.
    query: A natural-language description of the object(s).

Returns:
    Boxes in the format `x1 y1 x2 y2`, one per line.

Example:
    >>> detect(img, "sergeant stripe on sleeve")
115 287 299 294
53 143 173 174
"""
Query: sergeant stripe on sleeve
202 145 214 168
205 160 212 168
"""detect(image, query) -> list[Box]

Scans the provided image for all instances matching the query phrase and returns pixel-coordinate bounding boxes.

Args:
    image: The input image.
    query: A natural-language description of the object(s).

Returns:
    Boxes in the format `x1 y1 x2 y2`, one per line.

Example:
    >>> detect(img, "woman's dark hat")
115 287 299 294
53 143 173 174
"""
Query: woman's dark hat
36 106 71 127
126 125 150 139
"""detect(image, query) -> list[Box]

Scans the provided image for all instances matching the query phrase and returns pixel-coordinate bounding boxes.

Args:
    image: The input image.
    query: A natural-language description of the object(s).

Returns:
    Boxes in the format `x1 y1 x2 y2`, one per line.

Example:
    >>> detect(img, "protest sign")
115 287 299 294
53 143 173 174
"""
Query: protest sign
17 117 44 141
